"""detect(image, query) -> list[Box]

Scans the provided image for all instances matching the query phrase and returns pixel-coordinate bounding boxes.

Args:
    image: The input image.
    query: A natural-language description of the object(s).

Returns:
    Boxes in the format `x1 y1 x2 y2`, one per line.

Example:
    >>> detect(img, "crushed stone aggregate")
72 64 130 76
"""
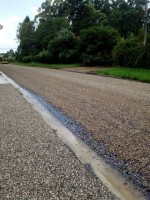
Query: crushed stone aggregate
0 64 150 196
0 84 118 199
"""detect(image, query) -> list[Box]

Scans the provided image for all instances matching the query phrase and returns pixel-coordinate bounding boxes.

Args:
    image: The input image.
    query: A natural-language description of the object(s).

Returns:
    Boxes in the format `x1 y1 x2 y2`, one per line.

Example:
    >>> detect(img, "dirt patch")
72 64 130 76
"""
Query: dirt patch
61 67 99 73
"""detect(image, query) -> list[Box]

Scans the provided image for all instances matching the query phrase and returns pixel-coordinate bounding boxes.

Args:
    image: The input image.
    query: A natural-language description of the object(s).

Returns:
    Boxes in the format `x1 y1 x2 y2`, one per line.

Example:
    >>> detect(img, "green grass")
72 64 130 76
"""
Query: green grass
96 67 150 83
13 62 81 69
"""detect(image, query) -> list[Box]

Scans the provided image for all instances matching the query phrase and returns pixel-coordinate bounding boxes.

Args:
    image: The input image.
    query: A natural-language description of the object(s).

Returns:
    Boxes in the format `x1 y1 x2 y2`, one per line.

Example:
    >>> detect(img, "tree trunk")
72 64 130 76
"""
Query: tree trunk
144 0 148 46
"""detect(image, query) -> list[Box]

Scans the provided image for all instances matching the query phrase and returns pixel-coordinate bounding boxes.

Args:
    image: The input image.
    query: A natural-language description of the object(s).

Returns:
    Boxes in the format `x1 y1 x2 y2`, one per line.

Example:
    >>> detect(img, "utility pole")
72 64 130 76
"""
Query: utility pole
0 24 3 30
144 0 148 46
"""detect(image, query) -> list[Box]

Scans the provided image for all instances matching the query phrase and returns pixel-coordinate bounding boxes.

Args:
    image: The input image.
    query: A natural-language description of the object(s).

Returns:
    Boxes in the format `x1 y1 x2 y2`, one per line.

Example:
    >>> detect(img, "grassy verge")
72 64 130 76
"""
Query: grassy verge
13 62 81 69
96 67 150 83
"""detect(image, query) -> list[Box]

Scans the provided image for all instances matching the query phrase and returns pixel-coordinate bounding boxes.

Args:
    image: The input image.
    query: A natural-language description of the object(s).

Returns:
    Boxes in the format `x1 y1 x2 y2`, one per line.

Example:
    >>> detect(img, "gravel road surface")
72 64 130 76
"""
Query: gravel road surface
0 83 118 199
0 64 149 196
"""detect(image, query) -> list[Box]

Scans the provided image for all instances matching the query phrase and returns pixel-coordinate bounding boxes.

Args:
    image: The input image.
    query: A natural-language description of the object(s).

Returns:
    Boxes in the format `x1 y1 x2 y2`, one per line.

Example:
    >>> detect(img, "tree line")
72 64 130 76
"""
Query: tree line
11 0 150 68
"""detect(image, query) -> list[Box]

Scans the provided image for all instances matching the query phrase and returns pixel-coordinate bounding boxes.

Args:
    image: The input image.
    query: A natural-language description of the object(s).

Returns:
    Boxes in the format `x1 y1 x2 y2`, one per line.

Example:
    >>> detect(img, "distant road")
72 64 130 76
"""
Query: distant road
0 64 150 193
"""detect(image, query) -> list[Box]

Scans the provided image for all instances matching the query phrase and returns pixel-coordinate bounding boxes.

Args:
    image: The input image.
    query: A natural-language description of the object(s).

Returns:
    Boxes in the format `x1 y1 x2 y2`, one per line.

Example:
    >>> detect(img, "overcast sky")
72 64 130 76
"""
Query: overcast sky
0 0 44 53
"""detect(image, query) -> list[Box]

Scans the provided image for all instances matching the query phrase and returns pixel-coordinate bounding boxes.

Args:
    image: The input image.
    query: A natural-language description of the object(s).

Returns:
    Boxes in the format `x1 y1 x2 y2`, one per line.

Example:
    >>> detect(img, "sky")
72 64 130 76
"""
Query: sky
0 0 44 53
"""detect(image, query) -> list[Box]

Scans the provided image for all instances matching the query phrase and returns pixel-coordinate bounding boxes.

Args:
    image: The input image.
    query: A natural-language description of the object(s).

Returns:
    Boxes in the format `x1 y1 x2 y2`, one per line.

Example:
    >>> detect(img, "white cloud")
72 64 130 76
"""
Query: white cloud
0 15 20 52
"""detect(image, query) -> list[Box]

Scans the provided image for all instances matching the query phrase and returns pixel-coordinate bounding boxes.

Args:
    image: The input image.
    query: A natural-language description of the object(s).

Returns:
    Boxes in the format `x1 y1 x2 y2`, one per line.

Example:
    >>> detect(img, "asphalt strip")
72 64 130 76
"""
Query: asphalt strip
0 71 146 200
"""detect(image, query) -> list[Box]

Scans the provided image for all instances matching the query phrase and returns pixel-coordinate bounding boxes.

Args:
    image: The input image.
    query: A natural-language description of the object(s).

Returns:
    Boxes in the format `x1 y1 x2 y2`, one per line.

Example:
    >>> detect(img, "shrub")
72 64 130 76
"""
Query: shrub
35 51 51 63
7 57 16 63
22 56 34 63
79 26 120 66
113 37 150 68
48 29 79 63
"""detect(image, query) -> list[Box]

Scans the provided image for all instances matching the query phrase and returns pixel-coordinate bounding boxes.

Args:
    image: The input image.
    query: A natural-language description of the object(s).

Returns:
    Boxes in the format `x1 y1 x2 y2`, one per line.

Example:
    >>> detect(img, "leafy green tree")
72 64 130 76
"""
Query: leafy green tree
66 0 90 34
79 26 120 66
78 3 108 30
47 28 78 63
113 33 150 68
17 16 35 58
92 0 111 15
36 0 68 19
16 0 149 66
109 0 145 37
34 17 69 52
2 49 16 63
3 49 15 58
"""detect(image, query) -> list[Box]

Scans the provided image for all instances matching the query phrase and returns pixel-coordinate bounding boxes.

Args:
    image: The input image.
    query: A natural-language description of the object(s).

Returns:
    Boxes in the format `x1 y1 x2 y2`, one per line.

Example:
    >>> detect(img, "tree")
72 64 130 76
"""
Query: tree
4 49 15 58
79 26 120 66
34 17 69 52
66 0 90 35
109 0 145 38
16 0 149 66
92 0 111 15
113 36 150 68
144 0 148 46
77 3 108 30
47 28 78 63
36 0 68 19
17 16 35 58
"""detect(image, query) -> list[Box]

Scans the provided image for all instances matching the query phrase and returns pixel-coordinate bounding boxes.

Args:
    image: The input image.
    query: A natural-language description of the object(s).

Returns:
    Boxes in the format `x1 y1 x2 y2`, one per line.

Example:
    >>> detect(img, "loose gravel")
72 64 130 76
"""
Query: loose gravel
0 64 150 195
0 84 118 199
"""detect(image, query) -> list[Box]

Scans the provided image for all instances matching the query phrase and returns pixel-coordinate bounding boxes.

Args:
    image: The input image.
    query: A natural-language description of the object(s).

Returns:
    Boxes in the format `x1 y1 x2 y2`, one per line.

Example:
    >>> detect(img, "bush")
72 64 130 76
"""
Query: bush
22 56 34 63
141 43 150 68
35 51 51 63
113 37 150 68
7 57 16 63
48 29 79 63
79 26 120 66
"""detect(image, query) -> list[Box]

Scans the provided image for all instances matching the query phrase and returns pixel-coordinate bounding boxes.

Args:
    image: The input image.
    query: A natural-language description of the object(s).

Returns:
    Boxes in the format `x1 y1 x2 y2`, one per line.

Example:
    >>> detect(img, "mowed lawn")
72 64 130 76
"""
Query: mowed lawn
96 67 150 83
